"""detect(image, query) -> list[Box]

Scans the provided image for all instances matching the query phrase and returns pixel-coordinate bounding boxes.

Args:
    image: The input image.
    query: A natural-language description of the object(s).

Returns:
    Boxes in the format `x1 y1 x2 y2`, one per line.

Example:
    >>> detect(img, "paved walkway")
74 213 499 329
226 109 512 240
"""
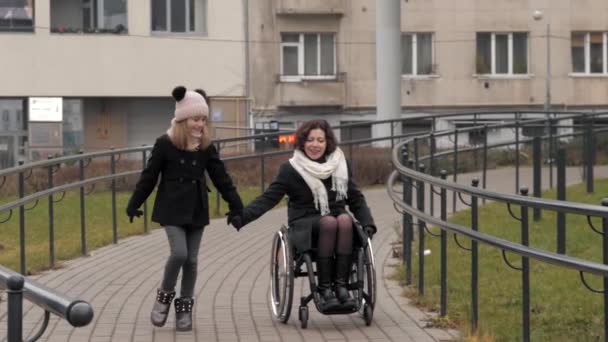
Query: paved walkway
2 166 606 342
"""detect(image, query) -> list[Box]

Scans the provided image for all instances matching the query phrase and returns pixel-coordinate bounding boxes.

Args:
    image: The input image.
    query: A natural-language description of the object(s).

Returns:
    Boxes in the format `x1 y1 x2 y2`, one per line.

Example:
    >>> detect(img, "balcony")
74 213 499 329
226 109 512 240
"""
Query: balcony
278 73 346 107
276 0 344 16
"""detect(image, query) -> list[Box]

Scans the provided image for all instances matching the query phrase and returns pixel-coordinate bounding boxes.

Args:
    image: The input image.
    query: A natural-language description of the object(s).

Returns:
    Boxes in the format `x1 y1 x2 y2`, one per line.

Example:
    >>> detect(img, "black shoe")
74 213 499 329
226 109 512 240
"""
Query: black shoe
151 289 175 327
316 257 340 311
335 254 357 310
174 297 194 331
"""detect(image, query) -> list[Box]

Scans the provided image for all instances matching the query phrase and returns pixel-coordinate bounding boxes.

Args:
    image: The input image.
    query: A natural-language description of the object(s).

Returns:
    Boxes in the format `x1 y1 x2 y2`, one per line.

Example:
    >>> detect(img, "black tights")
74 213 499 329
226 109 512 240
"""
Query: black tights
317 214 353 258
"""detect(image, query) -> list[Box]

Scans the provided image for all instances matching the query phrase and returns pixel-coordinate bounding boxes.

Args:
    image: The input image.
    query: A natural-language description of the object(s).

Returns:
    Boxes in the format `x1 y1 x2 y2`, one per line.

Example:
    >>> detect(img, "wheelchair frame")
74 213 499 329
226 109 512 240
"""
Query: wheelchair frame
269 224 376 328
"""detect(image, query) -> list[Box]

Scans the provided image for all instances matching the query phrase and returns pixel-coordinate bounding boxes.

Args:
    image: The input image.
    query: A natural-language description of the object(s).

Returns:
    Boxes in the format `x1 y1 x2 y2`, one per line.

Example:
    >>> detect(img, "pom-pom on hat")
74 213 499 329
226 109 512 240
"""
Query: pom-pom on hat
172 86 209 123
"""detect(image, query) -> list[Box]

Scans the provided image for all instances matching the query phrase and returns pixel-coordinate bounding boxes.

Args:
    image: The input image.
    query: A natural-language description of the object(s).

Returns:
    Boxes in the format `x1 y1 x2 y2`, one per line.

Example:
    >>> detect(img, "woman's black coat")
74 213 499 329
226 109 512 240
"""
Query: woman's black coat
242 160 375 252
127 134 243 227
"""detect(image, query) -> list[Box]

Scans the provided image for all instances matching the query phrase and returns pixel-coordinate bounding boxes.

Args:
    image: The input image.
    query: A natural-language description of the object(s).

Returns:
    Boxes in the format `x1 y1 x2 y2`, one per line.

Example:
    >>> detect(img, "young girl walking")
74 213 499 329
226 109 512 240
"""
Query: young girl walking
126 86 243 331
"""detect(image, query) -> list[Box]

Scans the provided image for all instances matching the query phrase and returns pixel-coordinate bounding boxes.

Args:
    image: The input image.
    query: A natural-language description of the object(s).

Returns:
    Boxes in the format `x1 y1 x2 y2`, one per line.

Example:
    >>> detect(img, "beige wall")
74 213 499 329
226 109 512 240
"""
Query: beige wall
250 0 608 116
2 0 246 98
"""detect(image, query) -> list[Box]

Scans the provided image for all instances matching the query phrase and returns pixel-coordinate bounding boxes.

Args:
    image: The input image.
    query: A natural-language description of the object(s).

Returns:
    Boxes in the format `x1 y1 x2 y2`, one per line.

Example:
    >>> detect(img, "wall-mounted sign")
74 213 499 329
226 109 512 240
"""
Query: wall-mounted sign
28 97 63 122
211 109 223 122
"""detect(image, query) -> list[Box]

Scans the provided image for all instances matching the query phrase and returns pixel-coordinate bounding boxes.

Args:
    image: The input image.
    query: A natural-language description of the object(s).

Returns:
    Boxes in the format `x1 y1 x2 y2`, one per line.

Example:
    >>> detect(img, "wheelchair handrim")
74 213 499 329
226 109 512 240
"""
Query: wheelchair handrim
269 230 292 320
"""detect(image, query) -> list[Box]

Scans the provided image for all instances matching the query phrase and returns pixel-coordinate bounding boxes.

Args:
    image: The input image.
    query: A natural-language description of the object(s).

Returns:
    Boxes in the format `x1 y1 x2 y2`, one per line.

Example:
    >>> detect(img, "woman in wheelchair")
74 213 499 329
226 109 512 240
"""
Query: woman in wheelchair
228 119 376 313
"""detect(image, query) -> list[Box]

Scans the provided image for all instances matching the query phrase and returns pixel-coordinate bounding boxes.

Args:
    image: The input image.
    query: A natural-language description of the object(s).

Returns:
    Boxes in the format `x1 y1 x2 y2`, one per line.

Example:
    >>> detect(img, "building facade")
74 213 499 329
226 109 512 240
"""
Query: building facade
3 0 608 168
0 0 248 167
248 0 608 142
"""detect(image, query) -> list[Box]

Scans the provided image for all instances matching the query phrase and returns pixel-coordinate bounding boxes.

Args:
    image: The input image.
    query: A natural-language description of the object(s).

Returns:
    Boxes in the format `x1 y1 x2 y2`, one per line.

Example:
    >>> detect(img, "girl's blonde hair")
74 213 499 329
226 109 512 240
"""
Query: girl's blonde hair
166 118 212 151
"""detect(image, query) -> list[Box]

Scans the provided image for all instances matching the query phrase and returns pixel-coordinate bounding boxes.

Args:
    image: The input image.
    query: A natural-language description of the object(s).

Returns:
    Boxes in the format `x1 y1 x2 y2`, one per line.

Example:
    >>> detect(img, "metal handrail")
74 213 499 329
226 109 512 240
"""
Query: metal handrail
391 141 608 218
2 109 604 178
387 171 608 276
0 265 93 341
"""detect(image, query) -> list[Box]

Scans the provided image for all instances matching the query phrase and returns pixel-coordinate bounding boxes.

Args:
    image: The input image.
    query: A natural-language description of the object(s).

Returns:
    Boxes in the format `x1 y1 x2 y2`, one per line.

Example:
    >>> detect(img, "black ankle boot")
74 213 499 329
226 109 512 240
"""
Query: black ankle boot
151 289 175 327
335 254 356 309
316 257 340 311
174 297 194 331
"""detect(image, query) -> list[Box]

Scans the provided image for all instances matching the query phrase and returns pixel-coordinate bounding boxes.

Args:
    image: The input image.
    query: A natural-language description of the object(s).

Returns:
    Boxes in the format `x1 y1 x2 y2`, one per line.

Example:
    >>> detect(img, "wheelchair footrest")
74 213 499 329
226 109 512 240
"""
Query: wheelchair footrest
318 303 359 315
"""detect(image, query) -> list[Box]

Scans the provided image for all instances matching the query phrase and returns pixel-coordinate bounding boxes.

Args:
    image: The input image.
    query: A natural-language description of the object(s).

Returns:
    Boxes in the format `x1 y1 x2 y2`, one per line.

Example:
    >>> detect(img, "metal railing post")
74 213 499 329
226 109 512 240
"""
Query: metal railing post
440 170 448 317
520 187 531 342
417 164 426 296
532 137 542 221
110 149 118 244
430 134 436 216
401 147 412 286
548 117 554 189
482 125 488 204
18 161 26 275
7 275 24 342
47 156 55 268
556 148 566 254
79 150 87 256
515 119 520 193
452 129 458 213
586 119 594 193
471 178 480 331
406 159 416 285
413 138 419 171
601 199 608 341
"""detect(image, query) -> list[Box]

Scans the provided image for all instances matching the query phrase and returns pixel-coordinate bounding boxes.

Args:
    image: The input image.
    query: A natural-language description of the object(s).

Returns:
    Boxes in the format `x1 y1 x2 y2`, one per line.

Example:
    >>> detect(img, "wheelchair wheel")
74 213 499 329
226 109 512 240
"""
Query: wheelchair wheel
299 305 309 329
269 228 294 323
358 238 376 319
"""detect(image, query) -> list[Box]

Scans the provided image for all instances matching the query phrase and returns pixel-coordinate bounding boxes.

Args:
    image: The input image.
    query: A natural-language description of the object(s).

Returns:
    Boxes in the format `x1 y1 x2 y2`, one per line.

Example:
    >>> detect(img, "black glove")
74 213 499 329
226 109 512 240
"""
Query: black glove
126 207 143 223
364 225 376 240
226 211 244 231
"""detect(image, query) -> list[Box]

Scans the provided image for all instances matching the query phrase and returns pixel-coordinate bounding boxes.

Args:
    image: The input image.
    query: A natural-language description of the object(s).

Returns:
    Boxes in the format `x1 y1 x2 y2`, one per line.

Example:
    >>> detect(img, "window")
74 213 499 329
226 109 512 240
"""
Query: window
401 33 434 76
51 0 127 34
152 0 206 34
571 32 607 74
0 0 34 32
476 32 528 75
280 33 336 80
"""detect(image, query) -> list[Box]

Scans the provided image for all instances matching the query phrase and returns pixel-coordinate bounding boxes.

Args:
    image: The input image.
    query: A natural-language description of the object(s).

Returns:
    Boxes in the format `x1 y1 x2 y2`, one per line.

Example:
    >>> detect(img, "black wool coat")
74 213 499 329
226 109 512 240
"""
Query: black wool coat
127 134 243 228
242 161 376 252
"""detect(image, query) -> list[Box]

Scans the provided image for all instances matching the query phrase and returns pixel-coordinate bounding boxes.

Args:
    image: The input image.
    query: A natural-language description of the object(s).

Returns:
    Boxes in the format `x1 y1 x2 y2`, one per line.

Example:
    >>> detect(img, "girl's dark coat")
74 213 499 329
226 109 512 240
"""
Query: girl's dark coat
242 161 375 252
127 134 242 227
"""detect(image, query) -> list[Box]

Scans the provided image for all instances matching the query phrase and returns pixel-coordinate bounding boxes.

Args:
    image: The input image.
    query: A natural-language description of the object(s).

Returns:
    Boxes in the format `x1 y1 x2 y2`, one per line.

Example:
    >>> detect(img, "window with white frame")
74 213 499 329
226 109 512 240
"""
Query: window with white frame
476 32 528 75
401 33 434 76
152 0 206 34
280 33 336 80
571 32 607 74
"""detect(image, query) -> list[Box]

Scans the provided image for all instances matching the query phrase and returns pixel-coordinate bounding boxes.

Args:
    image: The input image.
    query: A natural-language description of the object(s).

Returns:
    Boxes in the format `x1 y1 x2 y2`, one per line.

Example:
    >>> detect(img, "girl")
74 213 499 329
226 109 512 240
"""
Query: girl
126 86 243 331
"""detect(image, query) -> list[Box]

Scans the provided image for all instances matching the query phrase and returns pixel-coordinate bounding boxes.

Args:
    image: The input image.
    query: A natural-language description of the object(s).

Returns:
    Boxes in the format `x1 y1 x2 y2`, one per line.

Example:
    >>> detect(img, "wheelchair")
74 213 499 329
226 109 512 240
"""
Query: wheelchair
269 222 376 328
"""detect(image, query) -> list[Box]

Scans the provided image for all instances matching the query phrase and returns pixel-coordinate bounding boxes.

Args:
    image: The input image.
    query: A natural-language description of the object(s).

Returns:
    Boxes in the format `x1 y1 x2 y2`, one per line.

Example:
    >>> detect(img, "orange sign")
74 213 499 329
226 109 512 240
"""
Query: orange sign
278 134 295 144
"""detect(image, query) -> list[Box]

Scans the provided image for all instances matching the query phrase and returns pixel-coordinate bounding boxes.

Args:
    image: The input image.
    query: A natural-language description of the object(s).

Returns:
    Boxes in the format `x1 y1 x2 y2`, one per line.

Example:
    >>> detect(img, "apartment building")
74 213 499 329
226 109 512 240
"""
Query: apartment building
3 0 608 168
0 0 247 168
248 0 608 142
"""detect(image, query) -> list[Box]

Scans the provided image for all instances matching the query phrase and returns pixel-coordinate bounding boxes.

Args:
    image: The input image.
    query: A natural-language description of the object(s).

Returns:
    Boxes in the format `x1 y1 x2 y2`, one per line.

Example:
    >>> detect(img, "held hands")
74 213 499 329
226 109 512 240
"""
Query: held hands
226 211 245 231
126 207 143 223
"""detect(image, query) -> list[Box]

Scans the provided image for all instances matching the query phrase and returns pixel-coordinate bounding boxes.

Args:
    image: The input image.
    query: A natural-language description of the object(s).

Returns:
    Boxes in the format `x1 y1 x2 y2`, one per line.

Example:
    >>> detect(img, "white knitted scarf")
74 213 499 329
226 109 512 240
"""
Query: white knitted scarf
289 147 348 216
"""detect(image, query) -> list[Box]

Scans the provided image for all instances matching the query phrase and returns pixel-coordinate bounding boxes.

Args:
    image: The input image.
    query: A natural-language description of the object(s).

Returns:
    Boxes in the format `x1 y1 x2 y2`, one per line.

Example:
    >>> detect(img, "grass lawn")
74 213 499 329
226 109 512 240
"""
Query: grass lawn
0 186 264 275
400 179 608 342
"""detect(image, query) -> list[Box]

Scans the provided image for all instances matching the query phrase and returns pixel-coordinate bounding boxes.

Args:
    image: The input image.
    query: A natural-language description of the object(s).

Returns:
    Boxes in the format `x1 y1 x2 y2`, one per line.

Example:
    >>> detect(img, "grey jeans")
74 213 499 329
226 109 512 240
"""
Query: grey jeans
160 225 204 298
